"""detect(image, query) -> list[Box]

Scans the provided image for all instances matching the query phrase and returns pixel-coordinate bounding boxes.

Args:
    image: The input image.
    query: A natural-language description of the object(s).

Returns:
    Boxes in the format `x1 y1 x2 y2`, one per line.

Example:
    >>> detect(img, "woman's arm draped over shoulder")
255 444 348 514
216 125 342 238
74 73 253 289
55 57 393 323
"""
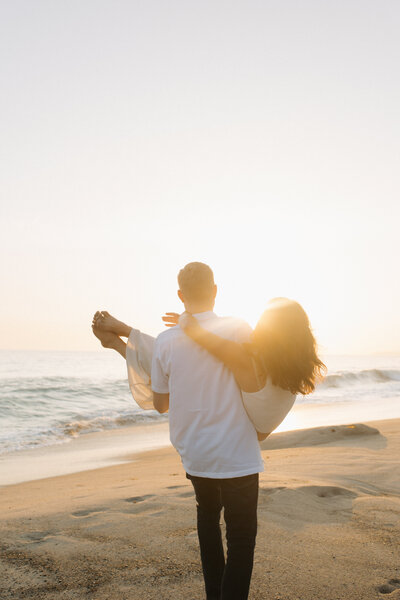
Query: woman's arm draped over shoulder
179 313 255 387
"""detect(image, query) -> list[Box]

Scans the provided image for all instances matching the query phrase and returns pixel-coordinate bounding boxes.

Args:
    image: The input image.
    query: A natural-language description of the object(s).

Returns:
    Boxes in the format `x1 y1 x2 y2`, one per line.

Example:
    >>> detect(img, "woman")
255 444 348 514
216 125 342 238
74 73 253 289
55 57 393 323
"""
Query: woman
162 297 325 439
93 297 326 440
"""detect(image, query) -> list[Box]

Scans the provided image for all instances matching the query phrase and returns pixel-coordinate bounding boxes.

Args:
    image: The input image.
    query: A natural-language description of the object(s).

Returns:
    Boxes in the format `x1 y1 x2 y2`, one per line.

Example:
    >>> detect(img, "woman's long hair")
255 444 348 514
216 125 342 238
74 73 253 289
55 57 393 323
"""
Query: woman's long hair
251 298 326 395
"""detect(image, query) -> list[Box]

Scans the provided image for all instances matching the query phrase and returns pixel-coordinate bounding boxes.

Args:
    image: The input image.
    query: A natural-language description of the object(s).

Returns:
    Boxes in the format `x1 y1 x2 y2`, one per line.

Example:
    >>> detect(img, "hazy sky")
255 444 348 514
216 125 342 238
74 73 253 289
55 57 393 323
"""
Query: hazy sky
1 0 399 354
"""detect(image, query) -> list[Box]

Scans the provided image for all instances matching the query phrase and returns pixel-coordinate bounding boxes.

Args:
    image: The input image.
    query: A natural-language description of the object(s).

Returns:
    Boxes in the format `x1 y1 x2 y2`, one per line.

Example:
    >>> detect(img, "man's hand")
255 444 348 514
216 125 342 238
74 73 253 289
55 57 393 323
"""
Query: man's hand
153 392 169 413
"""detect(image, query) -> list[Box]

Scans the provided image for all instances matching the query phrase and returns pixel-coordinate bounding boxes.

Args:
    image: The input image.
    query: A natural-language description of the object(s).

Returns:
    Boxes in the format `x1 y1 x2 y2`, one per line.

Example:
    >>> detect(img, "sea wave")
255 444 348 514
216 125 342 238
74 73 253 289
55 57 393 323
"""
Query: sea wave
0 376 130 397
0 375 167 455
61 411 166 437
1 361 400 455
319 369 400 389
0 409 167 455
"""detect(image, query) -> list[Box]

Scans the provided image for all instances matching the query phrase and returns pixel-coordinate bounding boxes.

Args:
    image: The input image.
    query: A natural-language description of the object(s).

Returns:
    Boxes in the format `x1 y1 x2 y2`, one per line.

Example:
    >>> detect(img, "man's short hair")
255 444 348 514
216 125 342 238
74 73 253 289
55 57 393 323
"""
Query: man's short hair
178 262 215 303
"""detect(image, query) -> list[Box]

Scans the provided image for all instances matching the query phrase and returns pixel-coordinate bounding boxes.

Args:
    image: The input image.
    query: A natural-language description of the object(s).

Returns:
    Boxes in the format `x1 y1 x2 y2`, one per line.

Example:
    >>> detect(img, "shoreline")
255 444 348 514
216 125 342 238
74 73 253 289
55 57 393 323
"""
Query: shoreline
0 421 171 487
0 414 398 488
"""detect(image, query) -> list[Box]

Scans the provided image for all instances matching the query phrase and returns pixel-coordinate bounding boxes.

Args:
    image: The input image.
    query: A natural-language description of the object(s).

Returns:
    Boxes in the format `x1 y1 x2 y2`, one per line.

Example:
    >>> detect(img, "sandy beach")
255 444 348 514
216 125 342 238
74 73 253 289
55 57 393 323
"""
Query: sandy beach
1 417 400 600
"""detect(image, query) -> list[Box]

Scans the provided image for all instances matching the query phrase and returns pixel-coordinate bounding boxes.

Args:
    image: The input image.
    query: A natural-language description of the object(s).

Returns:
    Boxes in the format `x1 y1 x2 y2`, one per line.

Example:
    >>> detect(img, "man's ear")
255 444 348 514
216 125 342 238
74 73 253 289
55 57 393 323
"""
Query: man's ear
177 289 185 304
213 284 217 299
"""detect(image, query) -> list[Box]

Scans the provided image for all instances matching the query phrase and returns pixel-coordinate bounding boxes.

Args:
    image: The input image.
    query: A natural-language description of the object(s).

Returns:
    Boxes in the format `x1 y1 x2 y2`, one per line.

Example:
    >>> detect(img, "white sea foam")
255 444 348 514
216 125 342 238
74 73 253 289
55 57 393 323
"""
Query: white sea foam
320 369 400 388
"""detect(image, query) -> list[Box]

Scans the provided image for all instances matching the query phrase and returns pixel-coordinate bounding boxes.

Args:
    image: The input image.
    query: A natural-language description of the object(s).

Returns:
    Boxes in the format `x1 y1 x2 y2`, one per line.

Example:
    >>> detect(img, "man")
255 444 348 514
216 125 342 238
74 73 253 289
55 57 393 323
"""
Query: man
92 262 264 600
152 262 263 600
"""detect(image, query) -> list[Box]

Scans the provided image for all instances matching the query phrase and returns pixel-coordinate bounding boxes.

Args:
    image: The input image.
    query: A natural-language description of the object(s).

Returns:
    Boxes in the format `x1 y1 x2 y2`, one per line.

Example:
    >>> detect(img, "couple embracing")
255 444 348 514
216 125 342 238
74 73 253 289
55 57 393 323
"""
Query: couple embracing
92 261 325 600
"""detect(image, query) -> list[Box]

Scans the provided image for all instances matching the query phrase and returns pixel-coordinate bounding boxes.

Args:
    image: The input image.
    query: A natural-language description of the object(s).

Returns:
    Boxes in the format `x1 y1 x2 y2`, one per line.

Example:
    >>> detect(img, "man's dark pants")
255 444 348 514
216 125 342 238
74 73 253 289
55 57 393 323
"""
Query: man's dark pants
186 472 259 600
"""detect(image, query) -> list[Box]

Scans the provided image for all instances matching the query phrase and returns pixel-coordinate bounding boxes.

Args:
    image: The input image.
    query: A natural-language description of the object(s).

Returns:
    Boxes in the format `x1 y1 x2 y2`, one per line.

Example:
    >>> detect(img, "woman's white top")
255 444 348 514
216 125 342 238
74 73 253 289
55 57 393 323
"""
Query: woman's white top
125 328 155 410
125 328 296 435
241 377 296 433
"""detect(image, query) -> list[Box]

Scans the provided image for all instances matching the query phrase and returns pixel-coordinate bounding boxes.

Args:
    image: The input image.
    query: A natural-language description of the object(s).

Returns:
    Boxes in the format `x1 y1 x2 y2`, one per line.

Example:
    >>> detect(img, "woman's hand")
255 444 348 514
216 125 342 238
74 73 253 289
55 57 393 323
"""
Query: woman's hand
178 312 198 331
161 311 199 333
162 312 180 328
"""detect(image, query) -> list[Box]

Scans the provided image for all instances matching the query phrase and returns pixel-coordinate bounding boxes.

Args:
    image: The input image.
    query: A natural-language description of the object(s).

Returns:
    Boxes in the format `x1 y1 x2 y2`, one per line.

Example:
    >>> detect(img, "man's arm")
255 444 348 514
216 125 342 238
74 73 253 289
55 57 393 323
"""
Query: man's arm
153 392 169 414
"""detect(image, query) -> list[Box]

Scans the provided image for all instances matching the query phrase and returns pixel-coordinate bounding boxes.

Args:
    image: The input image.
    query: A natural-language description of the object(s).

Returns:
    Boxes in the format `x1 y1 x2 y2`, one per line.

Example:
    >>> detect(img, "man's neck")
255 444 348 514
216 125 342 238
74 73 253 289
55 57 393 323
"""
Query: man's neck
184 303 214 314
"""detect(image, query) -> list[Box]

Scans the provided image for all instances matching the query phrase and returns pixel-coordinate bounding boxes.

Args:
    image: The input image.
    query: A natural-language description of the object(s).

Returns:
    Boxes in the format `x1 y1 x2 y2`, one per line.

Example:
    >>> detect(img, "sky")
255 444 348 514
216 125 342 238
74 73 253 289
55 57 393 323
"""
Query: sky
1 0 399 354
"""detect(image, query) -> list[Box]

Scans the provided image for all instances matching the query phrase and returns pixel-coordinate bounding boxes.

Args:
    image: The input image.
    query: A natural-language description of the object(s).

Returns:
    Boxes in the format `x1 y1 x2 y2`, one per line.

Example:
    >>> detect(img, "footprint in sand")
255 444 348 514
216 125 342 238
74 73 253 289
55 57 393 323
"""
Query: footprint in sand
309 486 356 498
259 485 355 499
22 531 52 543
260 486 287 495
167 485 186 490
124 494 155 503
71 507 107 518
177 491 194 498
285 485 357 500
377 578 400 594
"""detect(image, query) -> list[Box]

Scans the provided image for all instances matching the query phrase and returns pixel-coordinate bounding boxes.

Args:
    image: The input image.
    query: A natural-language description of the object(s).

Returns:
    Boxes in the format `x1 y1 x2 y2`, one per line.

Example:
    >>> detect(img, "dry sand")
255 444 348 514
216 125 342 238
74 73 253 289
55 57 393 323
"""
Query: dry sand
1 418 400 600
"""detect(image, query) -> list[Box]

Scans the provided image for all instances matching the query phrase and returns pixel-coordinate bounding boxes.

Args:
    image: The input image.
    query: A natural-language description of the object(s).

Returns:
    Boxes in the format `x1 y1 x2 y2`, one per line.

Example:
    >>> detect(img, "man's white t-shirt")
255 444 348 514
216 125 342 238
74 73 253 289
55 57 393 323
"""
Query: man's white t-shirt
151 311 264 479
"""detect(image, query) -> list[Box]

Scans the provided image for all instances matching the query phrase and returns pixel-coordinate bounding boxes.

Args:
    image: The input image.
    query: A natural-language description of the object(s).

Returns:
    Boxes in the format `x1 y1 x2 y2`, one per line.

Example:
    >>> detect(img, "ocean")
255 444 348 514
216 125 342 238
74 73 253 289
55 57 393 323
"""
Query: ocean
0 350 399 456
